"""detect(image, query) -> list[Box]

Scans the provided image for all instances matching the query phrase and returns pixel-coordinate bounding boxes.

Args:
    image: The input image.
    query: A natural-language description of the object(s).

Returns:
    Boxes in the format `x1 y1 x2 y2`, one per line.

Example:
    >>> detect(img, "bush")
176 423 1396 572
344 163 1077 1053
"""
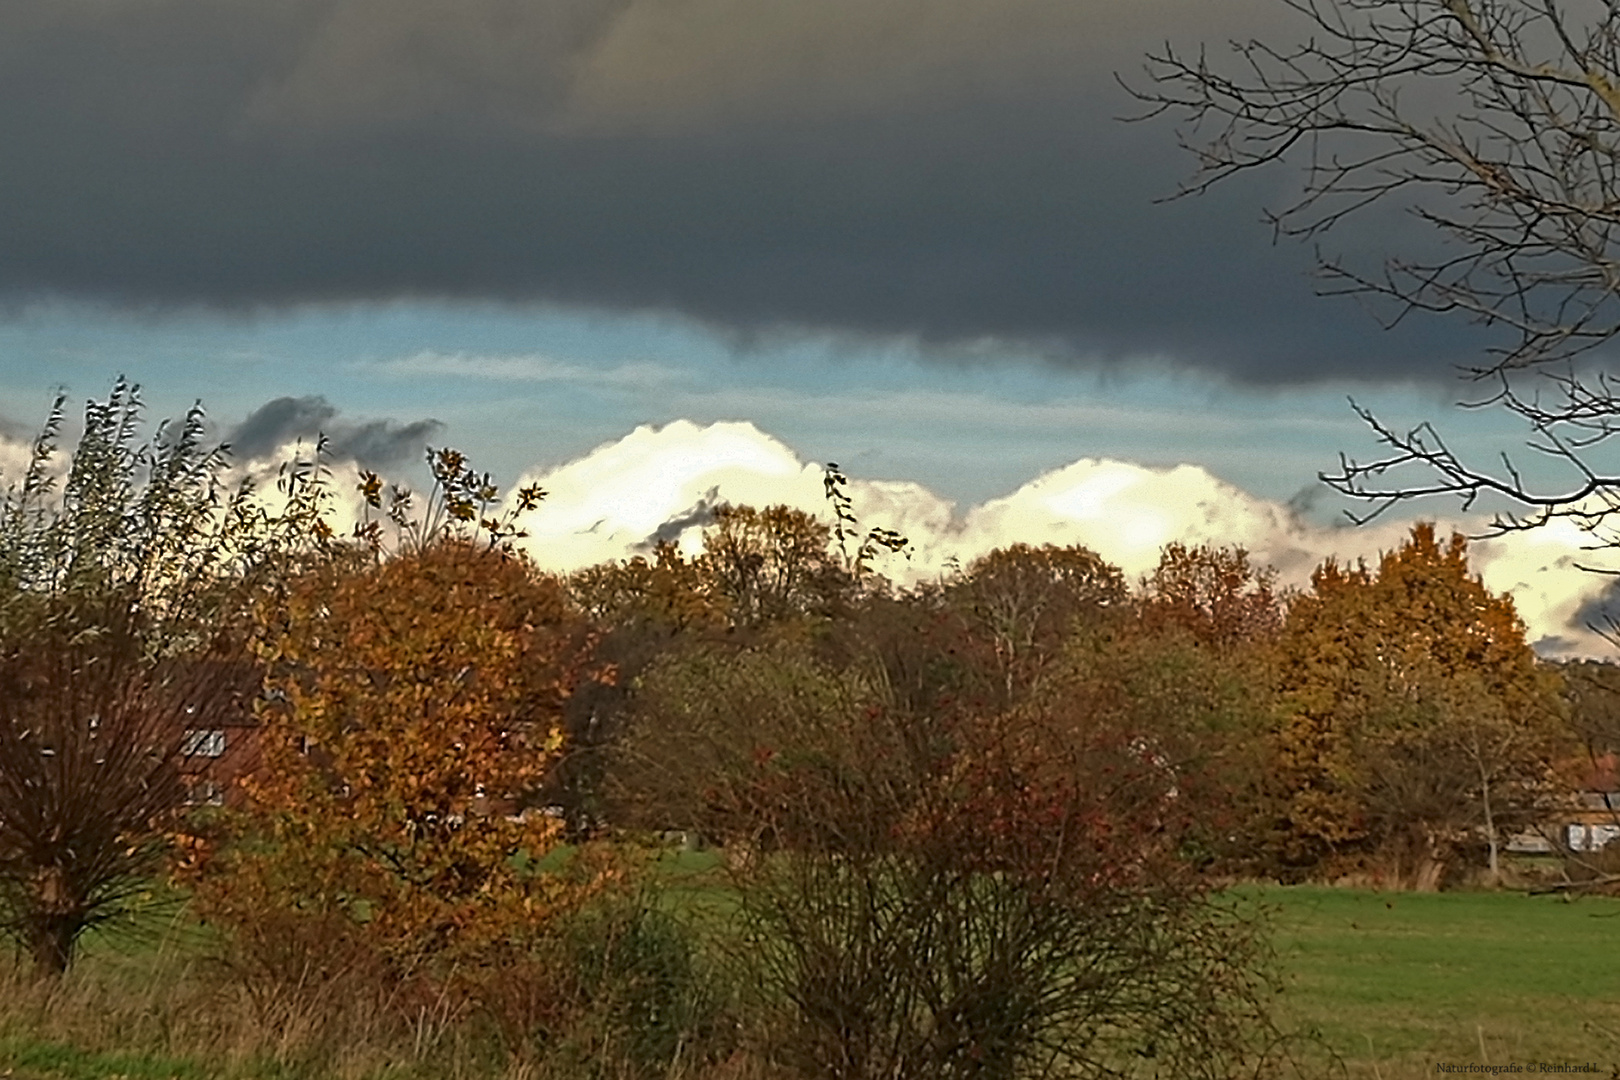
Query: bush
733 717 1277 1079
619 637 1284 1080
514 892 732 1079
188 538 601 974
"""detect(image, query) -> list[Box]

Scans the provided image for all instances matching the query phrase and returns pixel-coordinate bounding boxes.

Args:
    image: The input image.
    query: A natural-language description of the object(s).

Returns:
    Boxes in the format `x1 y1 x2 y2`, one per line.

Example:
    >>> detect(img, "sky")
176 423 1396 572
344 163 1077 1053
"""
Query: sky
3 0 1619 655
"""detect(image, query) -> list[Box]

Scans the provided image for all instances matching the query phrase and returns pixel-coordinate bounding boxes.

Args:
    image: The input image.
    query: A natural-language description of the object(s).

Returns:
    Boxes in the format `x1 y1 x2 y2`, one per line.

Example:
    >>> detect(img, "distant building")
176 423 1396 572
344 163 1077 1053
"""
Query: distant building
174 658 262 809
1507 753 1620 855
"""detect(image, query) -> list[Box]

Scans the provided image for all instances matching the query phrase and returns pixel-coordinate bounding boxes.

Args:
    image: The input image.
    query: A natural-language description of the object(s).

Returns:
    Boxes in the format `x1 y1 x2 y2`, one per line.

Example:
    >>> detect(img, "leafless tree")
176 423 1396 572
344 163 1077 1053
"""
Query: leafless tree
1135 0 1620 533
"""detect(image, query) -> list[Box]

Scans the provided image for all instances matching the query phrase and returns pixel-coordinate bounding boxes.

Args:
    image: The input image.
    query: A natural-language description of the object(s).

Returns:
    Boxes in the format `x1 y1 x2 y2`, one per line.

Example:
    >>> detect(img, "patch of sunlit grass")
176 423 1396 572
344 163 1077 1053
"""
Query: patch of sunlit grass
1250 885 1620 1078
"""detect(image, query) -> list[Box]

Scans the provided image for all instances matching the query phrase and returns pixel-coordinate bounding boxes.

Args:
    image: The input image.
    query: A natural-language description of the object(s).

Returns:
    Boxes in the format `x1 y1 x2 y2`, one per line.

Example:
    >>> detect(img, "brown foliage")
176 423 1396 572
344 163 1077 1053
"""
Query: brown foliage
557 541 734 838
0 614 249 972
571 540 728 638
727 673 1274 1079
1140 542 1283 650
698 504 852 628
1563 659 1620 761
944 543 1127 704
610 638 884 850
188 539 607 972
0 381 325 973
615 628 1279 1079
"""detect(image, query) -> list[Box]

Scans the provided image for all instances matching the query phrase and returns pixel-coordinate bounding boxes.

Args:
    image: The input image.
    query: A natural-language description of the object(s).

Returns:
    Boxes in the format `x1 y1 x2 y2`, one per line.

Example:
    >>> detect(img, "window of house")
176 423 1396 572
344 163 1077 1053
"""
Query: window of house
182 729 226 758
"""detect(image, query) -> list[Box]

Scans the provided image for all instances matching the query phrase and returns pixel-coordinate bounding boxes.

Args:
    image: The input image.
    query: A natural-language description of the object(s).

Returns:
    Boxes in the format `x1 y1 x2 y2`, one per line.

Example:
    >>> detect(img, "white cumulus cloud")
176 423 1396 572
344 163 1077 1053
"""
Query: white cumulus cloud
508 419 1620 658
511 420 828 570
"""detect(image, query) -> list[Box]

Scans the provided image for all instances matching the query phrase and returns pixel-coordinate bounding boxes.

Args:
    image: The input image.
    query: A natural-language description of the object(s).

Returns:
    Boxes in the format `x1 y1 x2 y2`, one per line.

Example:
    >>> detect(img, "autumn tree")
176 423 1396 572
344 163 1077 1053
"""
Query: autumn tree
697 503 851 628
1552 661 1620 873
1140 543 1283 650
737 703 1276 1080
1275 523 1569 886
353 445 546 558
554 542 729 838
609 638 878 851
943 543 1127 704
1562 660 1620 761
0 622 253 973
188 538 599 974
570 541 726 639
1126 544 1291 867
828 588 999 723
614 632 1279 1079
567 494 900 840
0 382 326 973
604 541 1287 1074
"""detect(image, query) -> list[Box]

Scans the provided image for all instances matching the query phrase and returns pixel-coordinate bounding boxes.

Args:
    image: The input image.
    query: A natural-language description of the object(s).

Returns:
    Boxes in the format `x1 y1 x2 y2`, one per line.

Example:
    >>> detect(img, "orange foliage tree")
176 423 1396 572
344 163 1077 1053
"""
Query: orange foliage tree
1275 523 1568 887
187 538 602 971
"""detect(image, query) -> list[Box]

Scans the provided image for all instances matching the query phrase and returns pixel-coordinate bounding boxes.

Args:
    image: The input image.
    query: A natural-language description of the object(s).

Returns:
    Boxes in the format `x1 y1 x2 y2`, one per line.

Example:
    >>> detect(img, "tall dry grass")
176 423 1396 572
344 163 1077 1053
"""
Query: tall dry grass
0 897 768 1080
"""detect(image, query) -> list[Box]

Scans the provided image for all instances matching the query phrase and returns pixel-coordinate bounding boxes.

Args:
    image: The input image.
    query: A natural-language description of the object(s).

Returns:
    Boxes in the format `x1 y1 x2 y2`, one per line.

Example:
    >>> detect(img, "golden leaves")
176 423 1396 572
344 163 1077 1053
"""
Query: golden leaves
196 537 605 967
1269 523 1568 873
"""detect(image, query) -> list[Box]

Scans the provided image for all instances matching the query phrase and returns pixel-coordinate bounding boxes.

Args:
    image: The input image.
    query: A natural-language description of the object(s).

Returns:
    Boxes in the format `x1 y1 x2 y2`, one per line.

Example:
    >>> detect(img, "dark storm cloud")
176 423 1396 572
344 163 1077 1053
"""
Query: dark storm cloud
1574 580 1620 640
228 395 441 467
337 417 446 469
0 0 1482 381
637 486 722 552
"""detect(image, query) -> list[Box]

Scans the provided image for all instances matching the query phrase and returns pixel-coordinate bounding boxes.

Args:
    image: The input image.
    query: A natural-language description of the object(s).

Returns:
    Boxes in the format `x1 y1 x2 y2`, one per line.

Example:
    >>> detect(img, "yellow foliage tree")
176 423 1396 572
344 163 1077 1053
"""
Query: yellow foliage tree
1275 523 1568 887
189 539 600 969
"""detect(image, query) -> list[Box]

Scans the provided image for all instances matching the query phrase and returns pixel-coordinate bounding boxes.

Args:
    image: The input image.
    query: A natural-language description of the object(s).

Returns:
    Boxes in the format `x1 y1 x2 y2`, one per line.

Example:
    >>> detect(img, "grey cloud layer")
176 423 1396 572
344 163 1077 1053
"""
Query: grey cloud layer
227 395 441 466
0 0 1483 380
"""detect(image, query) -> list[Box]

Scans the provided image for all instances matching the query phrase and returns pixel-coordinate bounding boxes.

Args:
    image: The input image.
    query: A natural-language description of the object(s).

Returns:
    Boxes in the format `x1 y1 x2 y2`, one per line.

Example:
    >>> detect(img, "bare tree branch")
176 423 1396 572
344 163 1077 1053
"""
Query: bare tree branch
1133 0 1620 525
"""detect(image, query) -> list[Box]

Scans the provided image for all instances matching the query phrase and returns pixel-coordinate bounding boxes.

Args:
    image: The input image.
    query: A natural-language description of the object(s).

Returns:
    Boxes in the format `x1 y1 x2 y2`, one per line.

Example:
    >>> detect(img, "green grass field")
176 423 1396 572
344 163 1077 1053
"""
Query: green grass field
0 880 1616 1079
1254 885 1620 1078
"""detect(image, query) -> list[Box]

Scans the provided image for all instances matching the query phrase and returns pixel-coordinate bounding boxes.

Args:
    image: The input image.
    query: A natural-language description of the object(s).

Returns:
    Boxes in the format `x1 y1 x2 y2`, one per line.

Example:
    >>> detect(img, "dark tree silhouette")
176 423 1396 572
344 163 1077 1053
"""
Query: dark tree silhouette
1137 0 1620 534
0 618 250 972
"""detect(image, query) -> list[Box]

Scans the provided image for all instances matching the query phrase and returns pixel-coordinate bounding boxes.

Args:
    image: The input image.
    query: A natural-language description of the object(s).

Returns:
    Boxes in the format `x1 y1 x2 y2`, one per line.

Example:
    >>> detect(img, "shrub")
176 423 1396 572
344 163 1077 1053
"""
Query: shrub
619 636 1282 1080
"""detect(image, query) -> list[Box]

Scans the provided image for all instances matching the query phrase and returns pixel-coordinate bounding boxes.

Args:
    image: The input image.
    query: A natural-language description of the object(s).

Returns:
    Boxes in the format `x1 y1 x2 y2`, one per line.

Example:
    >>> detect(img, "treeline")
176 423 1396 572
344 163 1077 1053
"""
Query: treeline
0 383 1600 1080
575 505 1572 893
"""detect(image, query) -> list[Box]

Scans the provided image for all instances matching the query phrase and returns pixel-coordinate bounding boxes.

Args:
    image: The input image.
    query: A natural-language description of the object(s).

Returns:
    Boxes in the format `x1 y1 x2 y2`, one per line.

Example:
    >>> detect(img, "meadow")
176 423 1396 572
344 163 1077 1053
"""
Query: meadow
1257 885 1620 1078
0 880 1614 1080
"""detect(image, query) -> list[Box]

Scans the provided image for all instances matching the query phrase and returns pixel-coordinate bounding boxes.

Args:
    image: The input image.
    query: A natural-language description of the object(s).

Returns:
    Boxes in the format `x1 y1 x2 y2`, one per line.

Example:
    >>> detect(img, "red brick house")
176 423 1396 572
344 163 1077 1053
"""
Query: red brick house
175 658 263 808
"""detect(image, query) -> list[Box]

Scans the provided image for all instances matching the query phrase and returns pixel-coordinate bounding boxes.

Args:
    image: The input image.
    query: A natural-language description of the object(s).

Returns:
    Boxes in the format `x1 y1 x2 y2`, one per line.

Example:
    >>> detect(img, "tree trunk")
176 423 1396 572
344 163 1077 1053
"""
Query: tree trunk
1398 830 1448 891
1482 777 1501 885
28 916 75 976
1472 736 1502 887
1411 856 1446 893
28 867 80 975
